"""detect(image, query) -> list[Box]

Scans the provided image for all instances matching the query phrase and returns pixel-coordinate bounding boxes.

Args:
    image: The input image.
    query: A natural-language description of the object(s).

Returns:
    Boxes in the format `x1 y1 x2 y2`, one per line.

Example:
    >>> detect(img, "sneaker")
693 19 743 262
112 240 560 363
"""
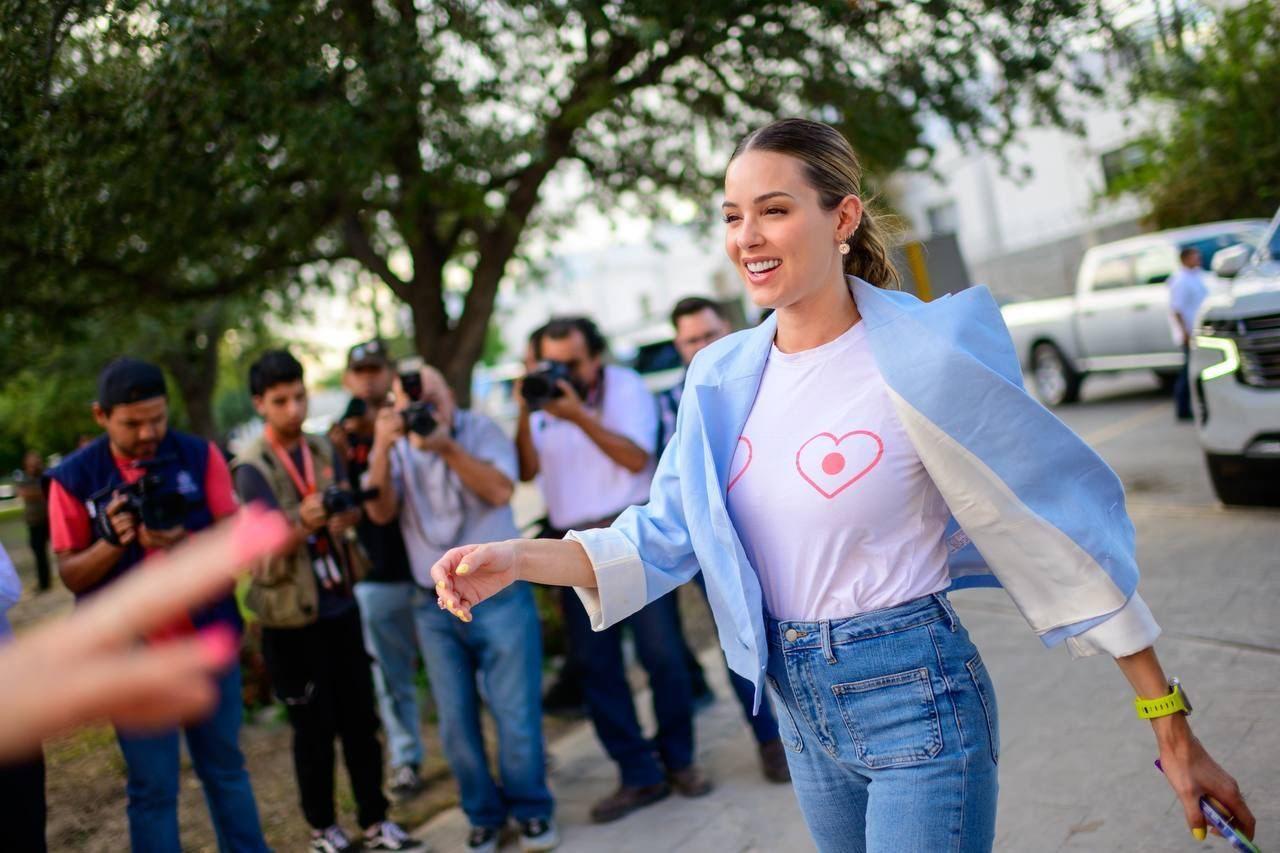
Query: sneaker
667 763 714 798
364 820 425 851
390 764 427 800
467 826 500 853
589 782 670 823
519 817 560 851
310 825 356 853
758 738 792 784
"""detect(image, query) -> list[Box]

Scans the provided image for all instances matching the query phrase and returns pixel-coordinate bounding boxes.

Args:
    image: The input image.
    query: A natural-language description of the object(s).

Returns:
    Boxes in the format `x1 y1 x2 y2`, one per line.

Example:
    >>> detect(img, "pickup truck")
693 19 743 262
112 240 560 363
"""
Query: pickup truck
1000 219 1269 405
1190 205 1280 506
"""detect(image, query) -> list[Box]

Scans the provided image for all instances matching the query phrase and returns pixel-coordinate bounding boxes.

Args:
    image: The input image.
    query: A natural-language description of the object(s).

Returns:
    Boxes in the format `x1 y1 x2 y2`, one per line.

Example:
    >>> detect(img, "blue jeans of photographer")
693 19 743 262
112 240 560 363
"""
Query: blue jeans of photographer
766 593 1000 853
116 663 269 853
354 580 428 771
415 582 554 829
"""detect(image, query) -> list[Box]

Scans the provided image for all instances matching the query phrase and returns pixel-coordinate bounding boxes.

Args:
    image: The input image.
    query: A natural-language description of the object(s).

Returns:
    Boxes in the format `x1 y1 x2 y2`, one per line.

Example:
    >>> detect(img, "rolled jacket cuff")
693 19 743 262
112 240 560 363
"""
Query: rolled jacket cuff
564 527 648 631
1065 592 1161 659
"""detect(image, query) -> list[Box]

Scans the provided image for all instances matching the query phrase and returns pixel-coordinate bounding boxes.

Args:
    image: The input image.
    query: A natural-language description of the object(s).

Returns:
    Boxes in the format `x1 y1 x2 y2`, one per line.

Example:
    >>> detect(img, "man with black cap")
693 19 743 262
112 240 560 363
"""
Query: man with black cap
46 357 270 852
331 340 426 801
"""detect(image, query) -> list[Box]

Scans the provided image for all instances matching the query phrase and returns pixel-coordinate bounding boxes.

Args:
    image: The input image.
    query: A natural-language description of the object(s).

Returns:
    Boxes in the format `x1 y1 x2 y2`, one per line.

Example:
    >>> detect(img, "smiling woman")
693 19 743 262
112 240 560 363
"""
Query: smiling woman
430 119 1257 852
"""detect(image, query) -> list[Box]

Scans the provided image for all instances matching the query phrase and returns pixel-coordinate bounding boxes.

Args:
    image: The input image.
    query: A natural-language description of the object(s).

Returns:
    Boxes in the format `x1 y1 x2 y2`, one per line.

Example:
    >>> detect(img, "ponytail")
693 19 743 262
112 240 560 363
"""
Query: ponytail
844 206 901 290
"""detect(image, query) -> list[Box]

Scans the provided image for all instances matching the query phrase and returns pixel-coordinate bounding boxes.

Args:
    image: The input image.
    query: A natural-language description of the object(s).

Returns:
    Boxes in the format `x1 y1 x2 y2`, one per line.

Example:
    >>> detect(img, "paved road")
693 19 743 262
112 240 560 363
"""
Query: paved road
418 373 1279 852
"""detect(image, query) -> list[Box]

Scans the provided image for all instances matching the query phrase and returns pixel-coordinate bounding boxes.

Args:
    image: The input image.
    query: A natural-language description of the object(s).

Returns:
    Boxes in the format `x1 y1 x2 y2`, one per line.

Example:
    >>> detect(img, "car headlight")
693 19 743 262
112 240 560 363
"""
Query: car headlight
1194 335 1240 381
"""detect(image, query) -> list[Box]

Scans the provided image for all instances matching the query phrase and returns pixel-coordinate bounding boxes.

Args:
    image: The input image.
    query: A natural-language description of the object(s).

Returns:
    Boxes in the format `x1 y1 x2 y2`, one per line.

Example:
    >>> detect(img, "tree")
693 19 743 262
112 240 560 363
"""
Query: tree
286 0 1112 396
3 1 1116 401
1112 0 1280 227
0 2 343 433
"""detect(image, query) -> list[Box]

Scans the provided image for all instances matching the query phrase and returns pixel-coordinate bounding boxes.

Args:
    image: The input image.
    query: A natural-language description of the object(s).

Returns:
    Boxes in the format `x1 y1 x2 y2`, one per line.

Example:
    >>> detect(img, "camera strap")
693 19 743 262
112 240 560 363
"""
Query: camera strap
264 426 316 498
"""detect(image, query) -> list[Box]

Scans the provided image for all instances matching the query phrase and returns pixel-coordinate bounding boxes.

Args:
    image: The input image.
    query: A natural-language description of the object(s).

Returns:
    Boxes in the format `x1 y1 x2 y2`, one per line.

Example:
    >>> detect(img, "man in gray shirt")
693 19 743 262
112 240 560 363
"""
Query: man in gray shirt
363 366 556 853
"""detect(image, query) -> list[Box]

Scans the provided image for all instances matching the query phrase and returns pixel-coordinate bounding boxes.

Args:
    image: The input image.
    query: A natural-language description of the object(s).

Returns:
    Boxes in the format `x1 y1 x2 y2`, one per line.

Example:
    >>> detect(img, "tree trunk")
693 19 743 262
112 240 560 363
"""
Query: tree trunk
158 306 226 440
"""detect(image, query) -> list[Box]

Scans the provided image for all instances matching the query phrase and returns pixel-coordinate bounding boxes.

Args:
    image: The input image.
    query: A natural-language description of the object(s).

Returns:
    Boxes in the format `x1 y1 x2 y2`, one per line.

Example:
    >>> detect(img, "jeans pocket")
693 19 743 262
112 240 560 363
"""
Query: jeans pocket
832 667 943 768
765 676 805 754
965 653 1000 765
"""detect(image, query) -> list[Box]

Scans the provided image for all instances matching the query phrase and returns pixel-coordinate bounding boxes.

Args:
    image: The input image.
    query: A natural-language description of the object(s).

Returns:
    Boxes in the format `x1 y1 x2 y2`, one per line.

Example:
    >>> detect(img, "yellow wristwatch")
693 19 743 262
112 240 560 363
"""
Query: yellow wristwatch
1135 677 1193 720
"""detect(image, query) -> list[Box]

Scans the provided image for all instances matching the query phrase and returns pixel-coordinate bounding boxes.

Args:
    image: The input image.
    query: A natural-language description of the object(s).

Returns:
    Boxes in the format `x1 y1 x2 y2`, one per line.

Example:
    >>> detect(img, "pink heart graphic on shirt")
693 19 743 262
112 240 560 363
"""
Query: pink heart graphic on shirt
795 430 884 499
726 436 753 493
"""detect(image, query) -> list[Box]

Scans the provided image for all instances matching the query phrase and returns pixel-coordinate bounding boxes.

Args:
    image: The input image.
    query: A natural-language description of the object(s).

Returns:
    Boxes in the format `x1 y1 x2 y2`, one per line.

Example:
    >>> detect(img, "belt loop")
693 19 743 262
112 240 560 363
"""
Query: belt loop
934 593 958 632
820 620 836 664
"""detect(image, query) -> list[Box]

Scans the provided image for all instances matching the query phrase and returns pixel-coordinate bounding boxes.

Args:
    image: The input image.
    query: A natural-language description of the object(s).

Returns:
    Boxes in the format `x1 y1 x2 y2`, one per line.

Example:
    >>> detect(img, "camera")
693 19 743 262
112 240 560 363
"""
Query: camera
321 485 380 517
399 370 424 402
401 402 439 437
521 361 582 411
91 457 190 545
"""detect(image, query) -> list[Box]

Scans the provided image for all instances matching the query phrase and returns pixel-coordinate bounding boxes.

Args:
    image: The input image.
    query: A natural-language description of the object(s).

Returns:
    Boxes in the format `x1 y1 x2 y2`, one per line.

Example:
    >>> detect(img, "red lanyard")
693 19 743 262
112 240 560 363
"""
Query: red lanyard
264 426 315 498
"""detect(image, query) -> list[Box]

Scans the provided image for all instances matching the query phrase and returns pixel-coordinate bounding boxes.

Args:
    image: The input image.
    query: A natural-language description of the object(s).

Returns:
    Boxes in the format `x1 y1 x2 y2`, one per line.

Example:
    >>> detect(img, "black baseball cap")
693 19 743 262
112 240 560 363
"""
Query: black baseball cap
97 358 167 409
347 339 390 369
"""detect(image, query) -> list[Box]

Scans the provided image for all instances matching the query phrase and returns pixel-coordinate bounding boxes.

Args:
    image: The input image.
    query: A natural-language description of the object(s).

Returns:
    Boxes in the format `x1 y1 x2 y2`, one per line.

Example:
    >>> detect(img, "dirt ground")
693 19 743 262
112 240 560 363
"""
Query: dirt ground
2 515 717 851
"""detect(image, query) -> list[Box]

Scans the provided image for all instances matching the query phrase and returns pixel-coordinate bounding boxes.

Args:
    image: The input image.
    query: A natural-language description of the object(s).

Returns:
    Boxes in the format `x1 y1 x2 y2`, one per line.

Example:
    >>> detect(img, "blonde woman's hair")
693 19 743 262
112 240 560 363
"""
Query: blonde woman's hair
731 118 900 290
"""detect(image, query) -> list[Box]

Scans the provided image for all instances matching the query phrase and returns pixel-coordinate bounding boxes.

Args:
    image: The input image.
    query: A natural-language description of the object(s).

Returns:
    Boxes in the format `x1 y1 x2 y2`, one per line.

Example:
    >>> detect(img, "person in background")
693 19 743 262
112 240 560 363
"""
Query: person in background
1169 246 1208 421
515 316 711 824
657 296 790 785
364 365 557 853
0 542 47 851
45 357 269 853
233 350 421 853
332 340 426 801
15 450 52 593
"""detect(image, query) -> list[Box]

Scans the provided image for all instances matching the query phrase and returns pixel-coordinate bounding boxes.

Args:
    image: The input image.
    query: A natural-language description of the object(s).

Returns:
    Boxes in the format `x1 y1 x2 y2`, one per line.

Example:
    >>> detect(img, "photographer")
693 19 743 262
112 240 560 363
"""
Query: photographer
362 364 556 853
330 340 425 801
515 316 711 824
232 350 421 853
45 357 269 852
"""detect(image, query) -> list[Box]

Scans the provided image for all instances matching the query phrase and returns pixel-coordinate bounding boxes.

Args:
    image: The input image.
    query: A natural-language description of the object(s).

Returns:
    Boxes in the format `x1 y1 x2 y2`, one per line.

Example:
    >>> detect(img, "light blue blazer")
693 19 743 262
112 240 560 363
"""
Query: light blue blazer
569 278 1159 709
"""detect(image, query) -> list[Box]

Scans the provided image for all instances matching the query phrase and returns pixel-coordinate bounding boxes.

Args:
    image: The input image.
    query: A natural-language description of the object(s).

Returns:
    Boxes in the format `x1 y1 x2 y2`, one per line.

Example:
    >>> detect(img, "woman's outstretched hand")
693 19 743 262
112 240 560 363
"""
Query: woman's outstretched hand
431 541 520 622
1157 721 1256 843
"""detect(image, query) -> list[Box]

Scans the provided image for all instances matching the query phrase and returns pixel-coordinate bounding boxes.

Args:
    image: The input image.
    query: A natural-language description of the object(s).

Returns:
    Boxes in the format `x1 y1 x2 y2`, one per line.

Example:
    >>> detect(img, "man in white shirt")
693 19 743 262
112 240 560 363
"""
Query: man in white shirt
515 316 712 823
1169 247 1208 421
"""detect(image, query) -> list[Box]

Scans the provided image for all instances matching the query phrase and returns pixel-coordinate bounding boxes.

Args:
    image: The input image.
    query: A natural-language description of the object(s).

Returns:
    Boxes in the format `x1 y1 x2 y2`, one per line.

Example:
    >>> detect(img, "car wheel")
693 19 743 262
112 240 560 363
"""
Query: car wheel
1031 342 1082 406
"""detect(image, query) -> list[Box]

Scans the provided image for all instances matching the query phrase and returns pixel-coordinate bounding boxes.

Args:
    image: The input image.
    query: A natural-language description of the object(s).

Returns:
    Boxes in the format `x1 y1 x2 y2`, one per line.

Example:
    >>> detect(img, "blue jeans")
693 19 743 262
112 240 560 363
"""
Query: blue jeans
766 593 999 853
561 586 695 787
116 663 269 853
354 580 426 770
415 582 554 829
692 573 780 745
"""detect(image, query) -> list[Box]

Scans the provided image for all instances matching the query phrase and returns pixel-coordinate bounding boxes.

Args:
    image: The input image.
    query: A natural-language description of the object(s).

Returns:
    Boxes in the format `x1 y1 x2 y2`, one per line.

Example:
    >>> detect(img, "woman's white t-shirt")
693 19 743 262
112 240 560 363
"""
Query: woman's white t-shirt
726 319 952 622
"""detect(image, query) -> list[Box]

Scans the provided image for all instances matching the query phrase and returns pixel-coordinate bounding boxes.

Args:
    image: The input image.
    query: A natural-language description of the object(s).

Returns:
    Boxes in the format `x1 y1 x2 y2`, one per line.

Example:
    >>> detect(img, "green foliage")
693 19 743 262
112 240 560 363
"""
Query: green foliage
1111 0 1280 227
2 0 1115 407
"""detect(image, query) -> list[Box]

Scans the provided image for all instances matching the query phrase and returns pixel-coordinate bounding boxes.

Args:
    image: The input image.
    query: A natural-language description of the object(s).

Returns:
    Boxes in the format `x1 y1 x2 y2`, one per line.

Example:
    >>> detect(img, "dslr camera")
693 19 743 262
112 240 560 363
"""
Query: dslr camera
521 360 585 411
321 484 380 517
398 364 439 436
90 456 191 545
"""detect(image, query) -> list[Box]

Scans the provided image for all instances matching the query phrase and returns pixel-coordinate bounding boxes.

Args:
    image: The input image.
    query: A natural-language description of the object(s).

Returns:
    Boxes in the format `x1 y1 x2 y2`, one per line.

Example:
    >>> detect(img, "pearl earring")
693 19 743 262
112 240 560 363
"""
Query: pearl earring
838 240 851 255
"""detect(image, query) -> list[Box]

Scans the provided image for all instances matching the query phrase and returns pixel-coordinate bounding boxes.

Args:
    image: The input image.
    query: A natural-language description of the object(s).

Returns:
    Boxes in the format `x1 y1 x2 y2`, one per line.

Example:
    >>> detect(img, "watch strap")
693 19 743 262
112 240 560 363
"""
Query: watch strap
1135 682 1190 719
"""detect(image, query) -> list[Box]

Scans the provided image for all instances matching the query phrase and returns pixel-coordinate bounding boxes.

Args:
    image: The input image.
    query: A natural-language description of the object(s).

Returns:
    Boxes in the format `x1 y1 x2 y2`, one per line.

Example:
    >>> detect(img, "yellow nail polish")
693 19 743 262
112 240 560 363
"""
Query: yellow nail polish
435 581 445 590
460 612 473 623
457 563 470 575
1192 827 1206 842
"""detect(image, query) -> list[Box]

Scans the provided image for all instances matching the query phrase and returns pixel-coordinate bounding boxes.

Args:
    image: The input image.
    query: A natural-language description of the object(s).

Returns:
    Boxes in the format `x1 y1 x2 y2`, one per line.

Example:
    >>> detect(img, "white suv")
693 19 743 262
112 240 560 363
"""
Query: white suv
1191 206 1280 505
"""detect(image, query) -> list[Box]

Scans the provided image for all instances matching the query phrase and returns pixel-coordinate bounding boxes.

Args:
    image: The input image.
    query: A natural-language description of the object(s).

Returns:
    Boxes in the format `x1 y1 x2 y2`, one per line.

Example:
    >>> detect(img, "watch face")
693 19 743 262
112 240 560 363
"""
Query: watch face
1172 678 1192 714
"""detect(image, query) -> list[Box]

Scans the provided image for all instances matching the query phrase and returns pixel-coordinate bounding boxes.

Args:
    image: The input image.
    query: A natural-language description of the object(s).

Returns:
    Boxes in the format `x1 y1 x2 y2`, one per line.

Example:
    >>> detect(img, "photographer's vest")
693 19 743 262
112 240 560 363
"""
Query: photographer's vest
234 434 365 628
47 432 238 628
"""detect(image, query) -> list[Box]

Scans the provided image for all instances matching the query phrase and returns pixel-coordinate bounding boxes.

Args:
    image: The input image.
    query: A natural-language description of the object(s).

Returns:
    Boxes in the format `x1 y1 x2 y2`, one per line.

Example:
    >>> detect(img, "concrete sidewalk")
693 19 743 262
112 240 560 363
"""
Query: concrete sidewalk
414 586 1279 853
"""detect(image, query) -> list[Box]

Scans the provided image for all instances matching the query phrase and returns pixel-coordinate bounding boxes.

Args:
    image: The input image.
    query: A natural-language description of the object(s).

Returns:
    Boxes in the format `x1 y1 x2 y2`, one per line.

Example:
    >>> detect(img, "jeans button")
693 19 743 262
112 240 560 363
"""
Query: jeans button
785 628 799 642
